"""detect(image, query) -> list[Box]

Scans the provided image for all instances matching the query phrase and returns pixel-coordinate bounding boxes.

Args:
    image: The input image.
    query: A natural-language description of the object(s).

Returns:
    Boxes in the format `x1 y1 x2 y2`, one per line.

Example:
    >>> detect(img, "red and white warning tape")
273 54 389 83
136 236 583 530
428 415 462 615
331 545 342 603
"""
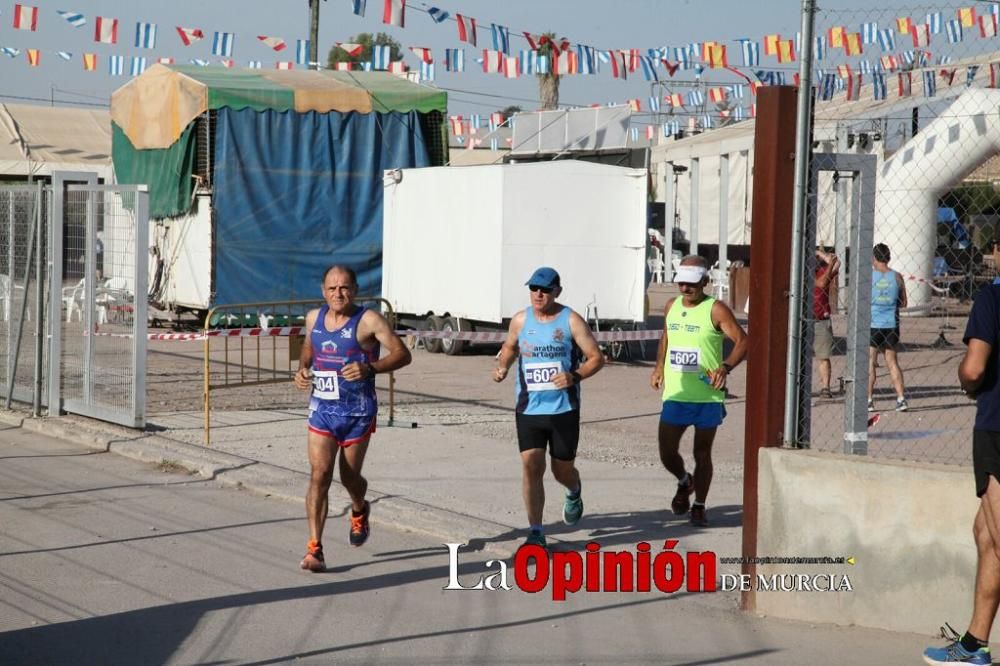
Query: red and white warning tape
102 325 663 343
901 273 955 295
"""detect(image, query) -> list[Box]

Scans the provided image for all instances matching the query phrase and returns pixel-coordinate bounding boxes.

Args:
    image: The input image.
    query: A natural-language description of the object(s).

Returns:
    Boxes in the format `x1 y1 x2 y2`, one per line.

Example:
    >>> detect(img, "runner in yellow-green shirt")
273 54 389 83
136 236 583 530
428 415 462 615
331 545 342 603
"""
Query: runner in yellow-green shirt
650 255 748 527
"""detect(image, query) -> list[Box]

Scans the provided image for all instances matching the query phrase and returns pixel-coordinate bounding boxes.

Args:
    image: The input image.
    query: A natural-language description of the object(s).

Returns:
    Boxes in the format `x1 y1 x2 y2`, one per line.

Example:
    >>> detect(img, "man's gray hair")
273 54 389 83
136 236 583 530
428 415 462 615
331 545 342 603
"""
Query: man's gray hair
680 255 709 269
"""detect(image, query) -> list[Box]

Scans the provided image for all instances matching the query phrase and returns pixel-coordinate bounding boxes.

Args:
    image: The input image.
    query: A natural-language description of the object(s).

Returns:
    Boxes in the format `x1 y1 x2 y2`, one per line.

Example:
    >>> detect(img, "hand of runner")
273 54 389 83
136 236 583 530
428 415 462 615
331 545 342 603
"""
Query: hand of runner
341 362 370 382
650 369 663 391
493 366 508 383
708 366 728 390
552 371 575 389
294 367 312 391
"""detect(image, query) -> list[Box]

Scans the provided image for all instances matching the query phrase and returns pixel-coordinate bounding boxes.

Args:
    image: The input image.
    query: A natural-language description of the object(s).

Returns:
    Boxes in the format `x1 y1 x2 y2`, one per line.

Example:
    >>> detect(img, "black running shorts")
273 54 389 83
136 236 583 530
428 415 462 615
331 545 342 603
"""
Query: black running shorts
516 411 580 461
870 328 900 350
974 430 1000 497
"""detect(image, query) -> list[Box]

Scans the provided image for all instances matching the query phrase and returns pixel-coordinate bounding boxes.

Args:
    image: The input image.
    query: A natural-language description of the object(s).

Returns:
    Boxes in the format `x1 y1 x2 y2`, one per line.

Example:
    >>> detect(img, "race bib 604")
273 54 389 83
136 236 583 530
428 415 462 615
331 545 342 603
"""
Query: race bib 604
312 369 340 400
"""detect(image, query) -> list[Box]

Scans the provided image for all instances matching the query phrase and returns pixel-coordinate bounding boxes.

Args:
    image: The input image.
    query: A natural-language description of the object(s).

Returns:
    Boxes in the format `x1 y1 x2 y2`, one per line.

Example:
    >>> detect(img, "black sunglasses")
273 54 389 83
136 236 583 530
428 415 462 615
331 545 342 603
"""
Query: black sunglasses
529 285 554 294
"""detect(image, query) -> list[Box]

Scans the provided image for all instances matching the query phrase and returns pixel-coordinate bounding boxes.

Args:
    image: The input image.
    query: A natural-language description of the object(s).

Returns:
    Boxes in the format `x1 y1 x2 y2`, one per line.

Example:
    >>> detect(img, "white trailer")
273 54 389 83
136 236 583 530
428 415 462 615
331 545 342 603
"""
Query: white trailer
382 160 648 354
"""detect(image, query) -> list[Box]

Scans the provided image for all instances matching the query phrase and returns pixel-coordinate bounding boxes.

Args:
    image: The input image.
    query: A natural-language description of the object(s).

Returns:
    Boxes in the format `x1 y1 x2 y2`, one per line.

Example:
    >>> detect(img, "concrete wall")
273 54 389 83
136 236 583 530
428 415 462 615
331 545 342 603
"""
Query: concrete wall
757 447 979 636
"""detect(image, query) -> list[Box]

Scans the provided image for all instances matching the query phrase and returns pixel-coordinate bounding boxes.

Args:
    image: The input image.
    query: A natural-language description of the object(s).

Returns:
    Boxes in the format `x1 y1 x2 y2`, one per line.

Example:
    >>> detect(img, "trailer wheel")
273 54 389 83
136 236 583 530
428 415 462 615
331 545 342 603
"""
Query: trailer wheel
424 316 444 354
441 317 466 356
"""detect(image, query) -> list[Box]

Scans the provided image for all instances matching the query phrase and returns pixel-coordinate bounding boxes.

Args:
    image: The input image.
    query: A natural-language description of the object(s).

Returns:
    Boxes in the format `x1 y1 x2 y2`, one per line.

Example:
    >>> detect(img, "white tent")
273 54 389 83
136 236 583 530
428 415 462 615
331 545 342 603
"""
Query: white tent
0 103 113 181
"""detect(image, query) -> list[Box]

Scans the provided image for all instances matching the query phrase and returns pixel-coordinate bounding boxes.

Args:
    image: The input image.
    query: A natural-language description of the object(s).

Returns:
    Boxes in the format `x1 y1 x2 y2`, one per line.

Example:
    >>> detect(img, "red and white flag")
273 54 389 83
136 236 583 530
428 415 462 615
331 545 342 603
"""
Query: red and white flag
276 61 293 70
388 61 406 73
176 27 205 46
409 47 432 63
449 115 463 135
383 0 405 27
221 58 234 68
337 42 363 56
257 36 287 51
911 23 931 47
482 50 502 73
334 61 353 71
12 4 38 31
456 15 477 46
94 16 118 44
157 57 175 65
503 56 519 78
981 14 998 38
990 63 1000 88
645 125 655 140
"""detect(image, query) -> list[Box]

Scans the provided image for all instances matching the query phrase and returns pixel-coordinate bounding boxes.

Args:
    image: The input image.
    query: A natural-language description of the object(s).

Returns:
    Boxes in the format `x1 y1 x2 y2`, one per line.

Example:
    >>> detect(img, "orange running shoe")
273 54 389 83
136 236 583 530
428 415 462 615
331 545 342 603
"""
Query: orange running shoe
300 539 326 572
349 501 370 547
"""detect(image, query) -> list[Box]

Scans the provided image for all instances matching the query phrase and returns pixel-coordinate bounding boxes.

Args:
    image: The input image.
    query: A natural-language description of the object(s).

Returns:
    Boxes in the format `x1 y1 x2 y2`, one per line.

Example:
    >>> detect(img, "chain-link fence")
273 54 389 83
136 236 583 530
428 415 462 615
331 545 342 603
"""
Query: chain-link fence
58 186 148 428
0 185 49 411
789 4 1000 465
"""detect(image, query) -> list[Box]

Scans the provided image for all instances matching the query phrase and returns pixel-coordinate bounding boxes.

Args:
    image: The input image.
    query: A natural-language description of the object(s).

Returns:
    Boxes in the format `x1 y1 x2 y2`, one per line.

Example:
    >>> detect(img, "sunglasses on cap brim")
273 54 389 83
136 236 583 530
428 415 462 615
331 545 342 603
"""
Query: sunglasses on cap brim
528 285 554 294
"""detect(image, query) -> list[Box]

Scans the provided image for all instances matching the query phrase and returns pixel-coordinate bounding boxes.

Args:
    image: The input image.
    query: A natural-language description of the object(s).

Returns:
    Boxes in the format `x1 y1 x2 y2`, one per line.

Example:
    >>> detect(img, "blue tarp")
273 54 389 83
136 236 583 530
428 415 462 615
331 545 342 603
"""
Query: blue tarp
212 107 431 304
938 206 971 249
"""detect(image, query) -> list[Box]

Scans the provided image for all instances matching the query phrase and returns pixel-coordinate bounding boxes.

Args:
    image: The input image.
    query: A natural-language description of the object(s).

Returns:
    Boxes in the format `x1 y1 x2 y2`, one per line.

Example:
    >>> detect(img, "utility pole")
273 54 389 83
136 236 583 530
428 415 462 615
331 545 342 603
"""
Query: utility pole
309 0 320 70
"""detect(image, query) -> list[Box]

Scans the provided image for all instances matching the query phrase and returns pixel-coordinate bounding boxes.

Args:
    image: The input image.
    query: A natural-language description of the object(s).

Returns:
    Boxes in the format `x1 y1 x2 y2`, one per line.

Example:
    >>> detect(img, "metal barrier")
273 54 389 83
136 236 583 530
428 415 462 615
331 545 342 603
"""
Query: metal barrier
202 297 399 444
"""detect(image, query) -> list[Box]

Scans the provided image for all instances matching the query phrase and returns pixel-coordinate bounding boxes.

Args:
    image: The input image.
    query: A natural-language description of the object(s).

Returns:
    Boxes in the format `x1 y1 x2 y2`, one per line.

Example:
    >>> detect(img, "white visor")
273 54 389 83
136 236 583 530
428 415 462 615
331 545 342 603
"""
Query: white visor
674 266 707 284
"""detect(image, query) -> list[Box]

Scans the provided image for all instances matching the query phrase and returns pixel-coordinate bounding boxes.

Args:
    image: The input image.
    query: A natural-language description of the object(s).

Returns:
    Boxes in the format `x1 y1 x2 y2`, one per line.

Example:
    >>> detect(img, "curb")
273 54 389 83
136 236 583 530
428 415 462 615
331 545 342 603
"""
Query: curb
0 410 520 559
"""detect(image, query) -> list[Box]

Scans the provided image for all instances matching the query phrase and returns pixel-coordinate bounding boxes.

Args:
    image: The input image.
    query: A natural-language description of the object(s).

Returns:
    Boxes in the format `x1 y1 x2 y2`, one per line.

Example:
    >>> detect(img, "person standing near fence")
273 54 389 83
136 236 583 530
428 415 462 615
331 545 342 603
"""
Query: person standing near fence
922 283 1000 666
293 265 412 572
814 247 840 398
868 243 909 412
493 267 605 549
651 255 748 527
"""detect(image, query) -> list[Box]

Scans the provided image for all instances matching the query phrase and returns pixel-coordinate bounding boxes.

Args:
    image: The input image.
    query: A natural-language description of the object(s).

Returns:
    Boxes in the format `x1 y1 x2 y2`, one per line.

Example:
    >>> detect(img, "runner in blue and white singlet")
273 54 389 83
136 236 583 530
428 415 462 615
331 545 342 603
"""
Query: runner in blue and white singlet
515 306 581 415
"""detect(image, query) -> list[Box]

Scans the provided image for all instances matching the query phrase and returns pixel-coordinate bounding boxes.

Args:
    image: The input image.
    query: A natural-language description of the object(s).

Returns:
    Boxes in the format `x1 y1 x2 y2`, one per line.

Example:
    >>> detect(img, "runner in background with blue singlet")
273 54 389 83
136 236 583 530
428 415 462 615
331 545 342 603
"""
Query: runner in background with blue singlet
493 267 605 550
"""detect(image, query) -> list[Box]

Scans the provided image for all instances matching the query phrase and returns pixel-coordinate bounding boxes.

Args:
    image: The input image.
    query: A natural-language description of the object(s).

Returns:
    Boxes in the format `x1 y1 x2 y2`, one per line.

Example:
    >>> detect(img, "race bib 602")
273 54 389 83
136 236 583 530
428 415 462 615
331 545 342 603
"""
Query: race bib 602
669 347 701 373
523 361 562 391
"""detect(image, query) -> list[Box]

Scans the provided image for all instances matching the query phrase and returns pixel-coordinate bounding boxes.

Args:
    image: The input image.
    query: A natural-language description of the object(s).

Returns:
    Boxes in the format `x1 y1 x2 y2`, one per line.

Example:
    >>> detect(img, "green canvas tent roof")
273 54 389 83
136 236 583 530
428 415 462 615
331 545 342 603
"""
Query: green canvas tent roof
111 64 447 149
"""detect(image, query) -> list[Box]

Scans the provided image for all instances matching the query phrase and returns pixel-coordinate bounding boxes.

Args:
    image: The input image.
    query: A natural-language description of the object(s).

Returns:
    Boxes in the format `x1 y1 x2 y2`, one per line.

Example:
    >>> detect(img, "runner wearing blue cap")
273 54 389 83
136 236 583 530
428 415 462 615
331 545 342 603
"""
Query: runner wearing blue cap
493 266 605 549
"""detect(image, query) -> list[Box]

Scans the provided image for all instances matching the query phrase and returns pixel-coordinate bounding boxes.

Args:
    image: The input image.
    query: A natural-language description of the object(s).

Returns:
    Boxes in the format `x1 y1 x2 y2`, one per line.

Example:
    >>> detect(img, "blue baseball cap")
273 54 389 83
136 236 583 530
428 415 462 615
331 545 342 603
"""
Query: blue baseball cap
526 267 560 288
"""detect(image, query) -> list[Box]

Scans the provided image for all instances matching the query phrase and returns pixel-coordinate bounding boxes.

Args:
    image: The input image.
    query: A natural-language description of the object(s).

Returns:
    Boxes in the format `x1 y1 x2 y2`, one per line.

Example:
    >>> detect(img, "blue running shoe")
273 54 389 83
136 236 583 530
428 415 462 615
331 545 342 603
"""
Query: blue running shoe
563 487 583 526
924 624 991 665
523 530 547 550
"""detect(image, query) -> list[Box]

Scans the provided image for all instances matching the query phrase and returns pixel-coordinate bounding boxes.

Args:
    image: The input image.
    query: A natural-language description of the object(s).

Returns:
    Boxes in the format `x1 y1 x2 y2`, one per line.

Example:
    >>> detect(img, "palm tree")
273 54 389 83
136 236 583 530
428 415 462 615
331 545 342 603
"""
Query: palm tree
536 32 561 110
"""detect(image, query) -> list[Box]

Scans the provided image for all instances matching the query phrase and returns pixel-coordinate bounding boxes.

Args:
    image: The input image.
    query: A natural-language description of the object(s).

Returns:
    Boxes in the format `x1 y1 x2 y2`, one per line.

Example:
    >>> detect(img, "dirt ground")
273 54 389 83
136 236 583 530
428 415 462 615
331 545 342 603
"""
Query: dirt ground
144 300 977 480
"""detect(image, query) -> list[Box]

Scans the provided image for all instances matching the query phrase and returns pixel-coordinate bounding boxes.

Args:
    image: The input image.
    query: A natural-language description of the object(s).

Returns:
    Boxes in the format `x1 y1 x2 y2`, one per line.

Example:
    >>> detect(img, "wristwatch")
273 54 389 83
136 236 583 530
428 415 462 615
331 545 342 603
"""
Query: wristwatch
570 371 583 384
722 363 733 373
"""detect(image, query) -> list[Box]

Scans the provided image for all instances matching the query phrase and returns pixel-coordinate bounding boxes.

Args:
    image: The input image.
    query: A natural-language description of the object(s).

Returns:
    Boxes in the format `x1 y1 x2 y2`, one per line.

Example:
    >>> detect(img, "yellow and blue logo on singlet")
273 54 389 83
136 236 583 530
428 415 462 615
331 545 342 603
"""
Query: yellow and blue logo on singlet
310 305 379 417
515 306 580 415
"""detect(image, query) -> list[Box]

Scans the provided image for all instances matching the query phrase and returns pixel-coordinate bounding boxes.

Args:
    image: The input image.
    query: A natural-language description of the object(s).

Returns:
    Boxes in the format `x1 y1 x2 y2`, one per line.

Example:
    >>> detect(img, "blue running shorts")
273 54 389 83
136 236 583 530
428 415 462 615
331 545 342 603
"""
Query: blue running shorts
308 409 377 446
660 401 726 429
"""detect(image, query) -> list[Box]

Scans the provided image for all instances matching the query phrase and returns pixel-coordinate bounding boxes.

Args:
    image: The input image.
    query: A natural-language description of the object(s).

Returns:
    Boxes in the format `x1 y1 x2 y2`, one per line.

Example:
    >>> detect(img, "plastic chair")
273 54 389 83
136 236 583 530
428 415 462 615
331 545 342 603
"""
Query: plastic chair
62 278 86 323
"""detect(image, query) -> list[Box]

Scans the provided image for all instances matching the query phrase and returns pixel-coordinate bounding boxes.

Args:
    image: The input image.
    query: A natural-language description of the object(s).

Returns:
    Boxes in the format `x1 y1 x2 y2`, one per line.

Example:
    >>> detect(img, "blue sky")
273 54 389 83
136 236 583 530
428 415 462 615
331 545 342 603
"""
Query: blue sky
0 1 967 118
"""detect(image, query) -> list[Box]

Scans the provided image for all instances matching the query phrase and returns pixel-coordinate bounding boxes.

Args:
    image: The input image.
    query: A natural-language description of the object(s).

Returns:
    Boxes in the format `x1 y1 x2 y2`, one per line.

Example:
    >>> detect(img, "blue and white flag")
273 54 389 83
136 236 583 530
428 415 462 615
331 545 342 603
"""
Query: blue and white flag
819 73 836 100
490 137 499 151
740 40 759 67
351 0 366 16
372 44 391 70
419 61 434 81
729 83 745 99
491 24 509 54
57 51 72 60
877 28 895 51
578 45 596 74
861 22 879 44
130 56 147 76
519 49 534 75
296 39 309 65
939 54 953 65
445 48 464 72
534 53 549 74
361 62 373 71
859 59 872 74
639 55 657 81
630 127 639 142
135 22 156 49
674 47 690 69
967 65 980 86
191 58 210 66
1 47 20 58
926 12 942 34
428 7 449 23
946 19 963 44
108 54 124 75
873 72 887 99
813 36 826 60
57 10 86 27
734 106 746 121
919 51 930 66
649 95 661 112
212 32 234 57
834 76 845 92
687 89 705 106
701 114 714 129
663 121 680 137
901 50 915 65
248 60 262 69
923 69 937 97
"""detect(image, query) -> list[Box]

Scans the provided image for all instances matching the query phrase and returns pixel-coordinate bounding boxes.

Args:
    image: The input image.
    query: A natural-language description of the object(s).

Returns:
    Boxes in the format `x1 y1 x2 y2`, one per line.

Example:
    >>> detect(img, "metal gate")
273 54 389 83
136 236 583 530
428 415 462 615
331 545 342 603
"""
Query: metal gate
0 179 148 428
